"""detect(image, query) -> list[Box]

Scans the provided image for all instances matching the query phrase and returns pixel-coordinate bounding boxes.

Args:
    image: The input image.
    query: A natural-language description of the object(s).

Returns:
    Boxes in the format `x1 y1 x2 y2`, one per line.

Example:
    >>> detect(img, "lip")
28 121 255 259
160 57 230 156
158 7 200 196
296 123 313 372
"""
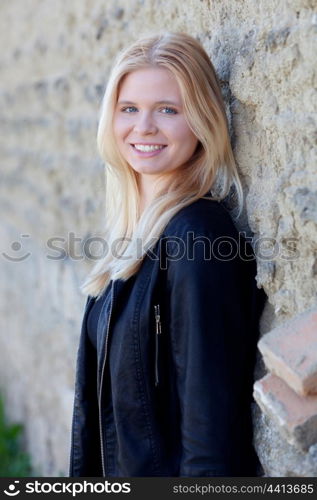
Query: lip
131 143 167 146
130 143 167 158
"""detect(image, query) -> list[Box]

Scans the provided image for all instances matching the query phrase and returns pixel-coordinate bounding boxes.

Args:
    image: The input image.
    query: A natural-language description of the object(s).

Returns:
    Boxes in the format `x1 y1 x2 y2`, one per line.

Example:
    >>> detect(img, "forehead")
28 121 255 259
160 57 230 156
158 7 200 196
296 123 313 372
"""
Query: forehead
117 67 181 100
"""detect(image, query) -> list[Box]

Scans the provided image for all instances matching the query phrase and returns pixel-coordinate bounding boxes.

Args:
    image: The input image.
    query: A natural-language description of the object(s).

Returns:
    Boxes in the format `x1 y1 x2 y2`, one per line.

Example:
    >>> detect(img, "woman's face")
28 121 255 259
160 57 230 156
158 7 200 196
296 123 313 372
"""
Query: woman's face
113 66 198 180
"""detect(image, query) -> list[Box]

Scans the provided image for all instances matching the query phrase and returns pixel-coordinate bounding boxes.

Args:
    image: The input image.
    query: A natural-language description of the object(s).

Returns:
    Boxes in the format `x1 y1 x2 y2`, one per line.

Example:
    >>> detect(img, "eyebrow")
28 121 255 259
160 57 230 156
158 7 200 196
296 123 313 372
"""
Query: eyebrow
117 100 181 106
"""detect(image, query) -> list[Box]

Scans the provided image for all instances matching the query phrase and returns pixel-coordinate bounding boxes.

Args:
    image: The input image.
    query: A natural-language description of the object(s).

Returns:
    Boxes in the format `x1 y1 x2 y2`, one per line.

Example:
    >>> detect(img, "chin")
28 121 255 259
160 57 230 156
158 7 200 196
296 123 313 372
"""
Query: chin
130 164 164 175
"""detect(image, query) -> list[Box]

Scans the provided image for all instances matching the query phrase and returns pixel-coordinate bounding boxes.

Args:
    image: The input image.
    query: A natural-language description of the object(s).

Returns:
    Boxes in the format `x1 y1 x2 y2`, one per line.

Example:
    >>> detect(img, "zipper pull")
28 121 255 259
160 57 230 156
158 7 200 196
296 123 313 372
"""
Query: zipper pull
154 304 162 335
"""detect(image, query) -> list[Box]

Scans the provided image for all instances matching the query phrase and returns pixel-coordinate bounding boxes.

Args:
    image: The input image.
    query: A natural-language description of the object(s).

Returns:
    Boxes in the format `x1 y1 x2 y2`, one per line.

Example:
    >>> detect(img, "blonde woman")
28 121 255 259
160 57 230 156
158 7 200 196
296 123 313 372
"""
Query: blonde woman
69 32 266 477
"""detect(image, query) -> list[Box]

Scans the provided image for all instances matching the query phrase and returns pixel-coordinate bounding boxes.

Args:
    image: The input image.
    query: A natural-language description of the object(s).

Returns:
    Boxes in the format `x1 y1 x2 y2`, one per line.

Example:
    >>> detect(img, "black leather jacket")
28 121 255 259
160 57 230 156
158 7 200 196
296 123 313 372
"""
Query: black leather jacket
69 197 266 477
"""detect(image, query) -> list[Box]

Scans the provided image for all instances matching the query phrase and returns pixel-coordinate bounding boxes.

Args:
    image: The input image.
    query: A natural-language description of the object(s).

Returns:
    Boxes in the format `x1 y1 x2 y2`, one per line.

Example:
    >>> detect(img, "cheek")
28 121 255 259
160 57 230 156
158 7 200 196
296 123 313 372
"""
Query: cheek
112 119 120 141
113 117 129 142
172 124 198 151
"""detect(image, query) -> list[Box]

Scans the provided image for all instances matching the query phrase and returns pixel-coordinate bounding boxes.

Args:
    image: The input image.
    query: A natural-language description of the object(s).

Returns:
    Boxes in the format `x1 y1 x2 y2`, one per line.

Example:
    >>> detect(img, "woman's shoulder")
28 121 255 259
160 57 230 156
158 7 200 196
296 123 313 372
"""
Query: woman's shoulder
160 197 261 292
163 197 239 240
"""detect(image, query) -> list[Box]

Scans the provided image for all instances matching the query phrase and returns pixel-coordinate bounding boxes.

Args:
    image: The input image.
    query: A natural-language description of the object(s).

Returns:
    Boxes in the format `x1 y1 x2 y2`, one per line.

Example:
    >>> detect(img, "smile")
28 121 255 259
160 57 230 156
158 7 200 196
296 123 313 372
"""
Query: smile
132 144 166 152
130 143 167 157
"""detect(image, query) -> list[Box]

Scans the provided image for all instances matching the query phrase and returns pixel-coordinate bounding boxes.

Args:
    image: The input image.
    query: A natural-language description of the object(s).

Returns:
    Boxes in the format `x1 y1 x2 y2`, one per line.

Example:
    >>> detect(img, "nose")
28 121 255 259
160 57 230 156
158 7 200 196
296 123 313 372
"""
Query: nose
133 111 158 135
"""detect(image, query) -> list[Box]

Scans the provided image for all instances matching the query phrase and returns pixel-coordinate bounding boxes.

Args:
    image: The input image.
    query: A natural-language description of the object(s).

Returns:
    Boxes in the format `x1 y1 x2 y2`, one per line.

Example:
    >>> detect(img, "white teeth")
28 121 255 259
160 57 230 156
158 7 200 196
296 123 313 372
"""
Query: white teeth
134 144 165 152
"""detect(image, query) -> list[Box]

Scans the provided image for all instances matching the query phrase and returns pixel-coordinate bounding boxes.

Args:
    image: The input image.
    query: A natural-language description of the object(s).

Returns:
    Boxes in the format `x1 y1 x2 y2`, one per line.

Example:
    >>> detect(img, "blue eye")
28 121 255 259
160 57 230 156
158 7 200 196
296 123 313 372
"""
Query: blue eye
161 107 177 114
121 106 137 113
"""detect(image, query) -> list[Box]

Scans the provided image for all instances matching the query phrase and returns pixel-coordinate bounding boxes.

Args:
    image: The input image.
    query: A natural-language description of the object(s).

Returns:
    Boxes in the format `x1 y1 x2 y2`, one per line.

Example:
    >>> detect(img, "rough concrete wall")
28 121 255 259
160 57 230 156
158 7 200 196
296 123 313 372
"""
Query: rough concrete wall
0 0 316 476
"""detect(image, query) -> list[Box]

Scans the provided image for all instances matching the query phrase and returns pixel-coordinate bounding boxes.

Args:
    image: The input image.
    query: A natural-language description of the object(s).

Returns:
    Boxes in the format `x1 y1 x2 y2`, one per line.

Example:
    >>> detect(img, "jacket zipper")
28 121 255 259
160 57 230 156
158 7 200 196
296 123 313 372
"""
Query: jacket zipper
154 304 162 387
98 280 115 477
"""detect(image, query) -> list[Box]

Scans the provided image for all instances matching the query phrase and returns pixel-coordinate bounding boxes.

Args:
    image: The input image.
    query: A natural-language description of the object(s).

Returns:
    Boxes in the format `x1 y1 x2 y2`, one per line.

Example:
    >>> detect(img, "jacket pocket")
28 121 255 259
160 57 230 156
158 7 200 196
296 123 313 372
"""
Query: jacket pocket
154 304 162 387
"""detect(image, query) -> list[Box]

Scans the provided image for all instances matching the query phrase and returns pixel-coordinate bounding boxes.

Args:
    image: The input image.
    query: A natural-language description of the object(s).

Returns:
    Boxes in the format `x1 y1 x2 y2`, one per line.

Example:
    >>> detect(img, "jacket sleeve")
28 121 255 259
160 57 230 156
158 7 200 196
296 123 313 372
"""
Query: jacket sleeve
69 296 103 477
165 222 265 477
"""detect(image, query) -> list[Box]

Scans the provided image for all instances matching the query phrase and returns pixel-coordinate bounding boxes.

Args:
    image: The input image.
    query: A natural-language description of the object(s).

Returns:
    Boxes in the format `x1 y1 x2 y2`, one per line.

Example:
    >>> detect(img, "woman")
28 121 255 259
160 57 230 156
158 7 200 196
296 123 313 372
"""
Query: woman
69 31 266 477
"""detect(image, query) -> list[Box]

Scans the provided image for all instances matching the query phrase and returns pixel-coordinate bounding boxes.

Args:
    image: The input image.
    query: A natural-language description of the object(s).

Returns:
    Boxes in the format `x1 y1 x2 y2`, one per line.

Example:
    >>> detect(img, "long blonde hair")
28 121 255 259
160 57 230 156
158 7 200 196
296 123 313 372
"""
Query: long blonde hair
81 31 243 298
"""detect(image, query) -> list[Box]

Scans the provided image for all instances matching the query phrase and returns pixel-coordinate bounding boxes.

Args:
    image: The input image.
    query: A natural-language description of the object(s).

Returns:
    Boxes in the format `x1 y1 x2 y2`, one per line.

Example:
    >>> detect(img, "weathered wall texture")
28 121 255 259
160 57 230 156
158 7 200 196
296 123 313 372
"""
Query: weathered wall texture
0 0 316 476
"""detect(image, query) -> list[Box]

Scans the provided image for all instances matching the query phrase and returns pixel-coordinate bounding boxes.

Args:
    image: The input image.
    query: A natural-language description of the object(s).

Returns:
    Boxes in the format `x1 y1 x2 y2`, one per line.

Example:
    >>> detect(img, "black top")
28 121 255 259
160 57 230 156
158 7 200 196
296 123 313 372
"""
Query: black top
87 288 111 350
86 276 136 351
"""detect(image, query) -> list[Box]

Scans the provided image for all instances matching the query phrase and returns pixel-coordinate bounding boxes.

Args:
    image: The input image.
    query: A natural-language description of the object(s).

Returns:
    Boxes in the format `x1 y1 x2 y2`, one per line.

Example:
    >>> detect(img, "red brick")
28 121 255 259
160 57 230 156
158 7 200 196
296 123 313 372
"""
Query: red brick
253 373 317 451
258 307 317 396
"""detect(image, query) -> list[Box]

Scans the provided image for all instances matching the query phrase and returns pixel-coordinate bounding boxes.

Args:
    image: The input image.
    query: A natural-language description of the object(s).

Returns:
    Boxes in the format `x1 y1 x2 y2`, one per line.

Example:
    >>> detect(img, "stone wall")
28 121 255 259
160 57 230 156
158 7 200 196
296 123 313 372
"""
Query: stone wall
0 0 316 476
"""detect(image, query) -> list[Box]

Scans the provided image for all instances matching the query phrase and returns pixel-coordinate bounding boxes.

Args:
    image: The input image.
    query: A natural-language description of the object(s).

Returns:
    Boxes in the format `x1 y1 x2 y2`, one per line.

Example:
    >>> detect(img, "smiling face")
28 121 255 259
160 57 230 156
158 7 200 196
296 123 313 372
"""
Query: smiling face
113 66 198 184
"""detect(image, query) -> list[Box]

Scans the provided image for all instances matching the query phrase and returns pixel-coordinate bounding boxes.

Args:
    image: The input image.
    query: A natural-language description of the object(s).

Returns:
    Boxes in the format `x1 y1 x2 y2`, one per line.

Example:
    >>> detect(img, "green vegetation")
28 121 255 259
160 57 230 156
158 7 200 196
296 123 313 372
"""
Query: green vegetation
0 393 33 476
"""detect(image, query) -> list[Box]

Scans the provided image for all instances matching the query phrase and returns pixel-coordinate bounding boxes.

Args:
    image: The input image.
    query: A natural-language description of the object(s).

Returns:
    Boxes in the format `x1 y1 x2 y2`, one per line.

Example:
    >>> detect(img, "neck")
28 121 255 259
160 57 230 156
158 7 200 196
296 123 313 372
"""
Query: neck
137 174 167 215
